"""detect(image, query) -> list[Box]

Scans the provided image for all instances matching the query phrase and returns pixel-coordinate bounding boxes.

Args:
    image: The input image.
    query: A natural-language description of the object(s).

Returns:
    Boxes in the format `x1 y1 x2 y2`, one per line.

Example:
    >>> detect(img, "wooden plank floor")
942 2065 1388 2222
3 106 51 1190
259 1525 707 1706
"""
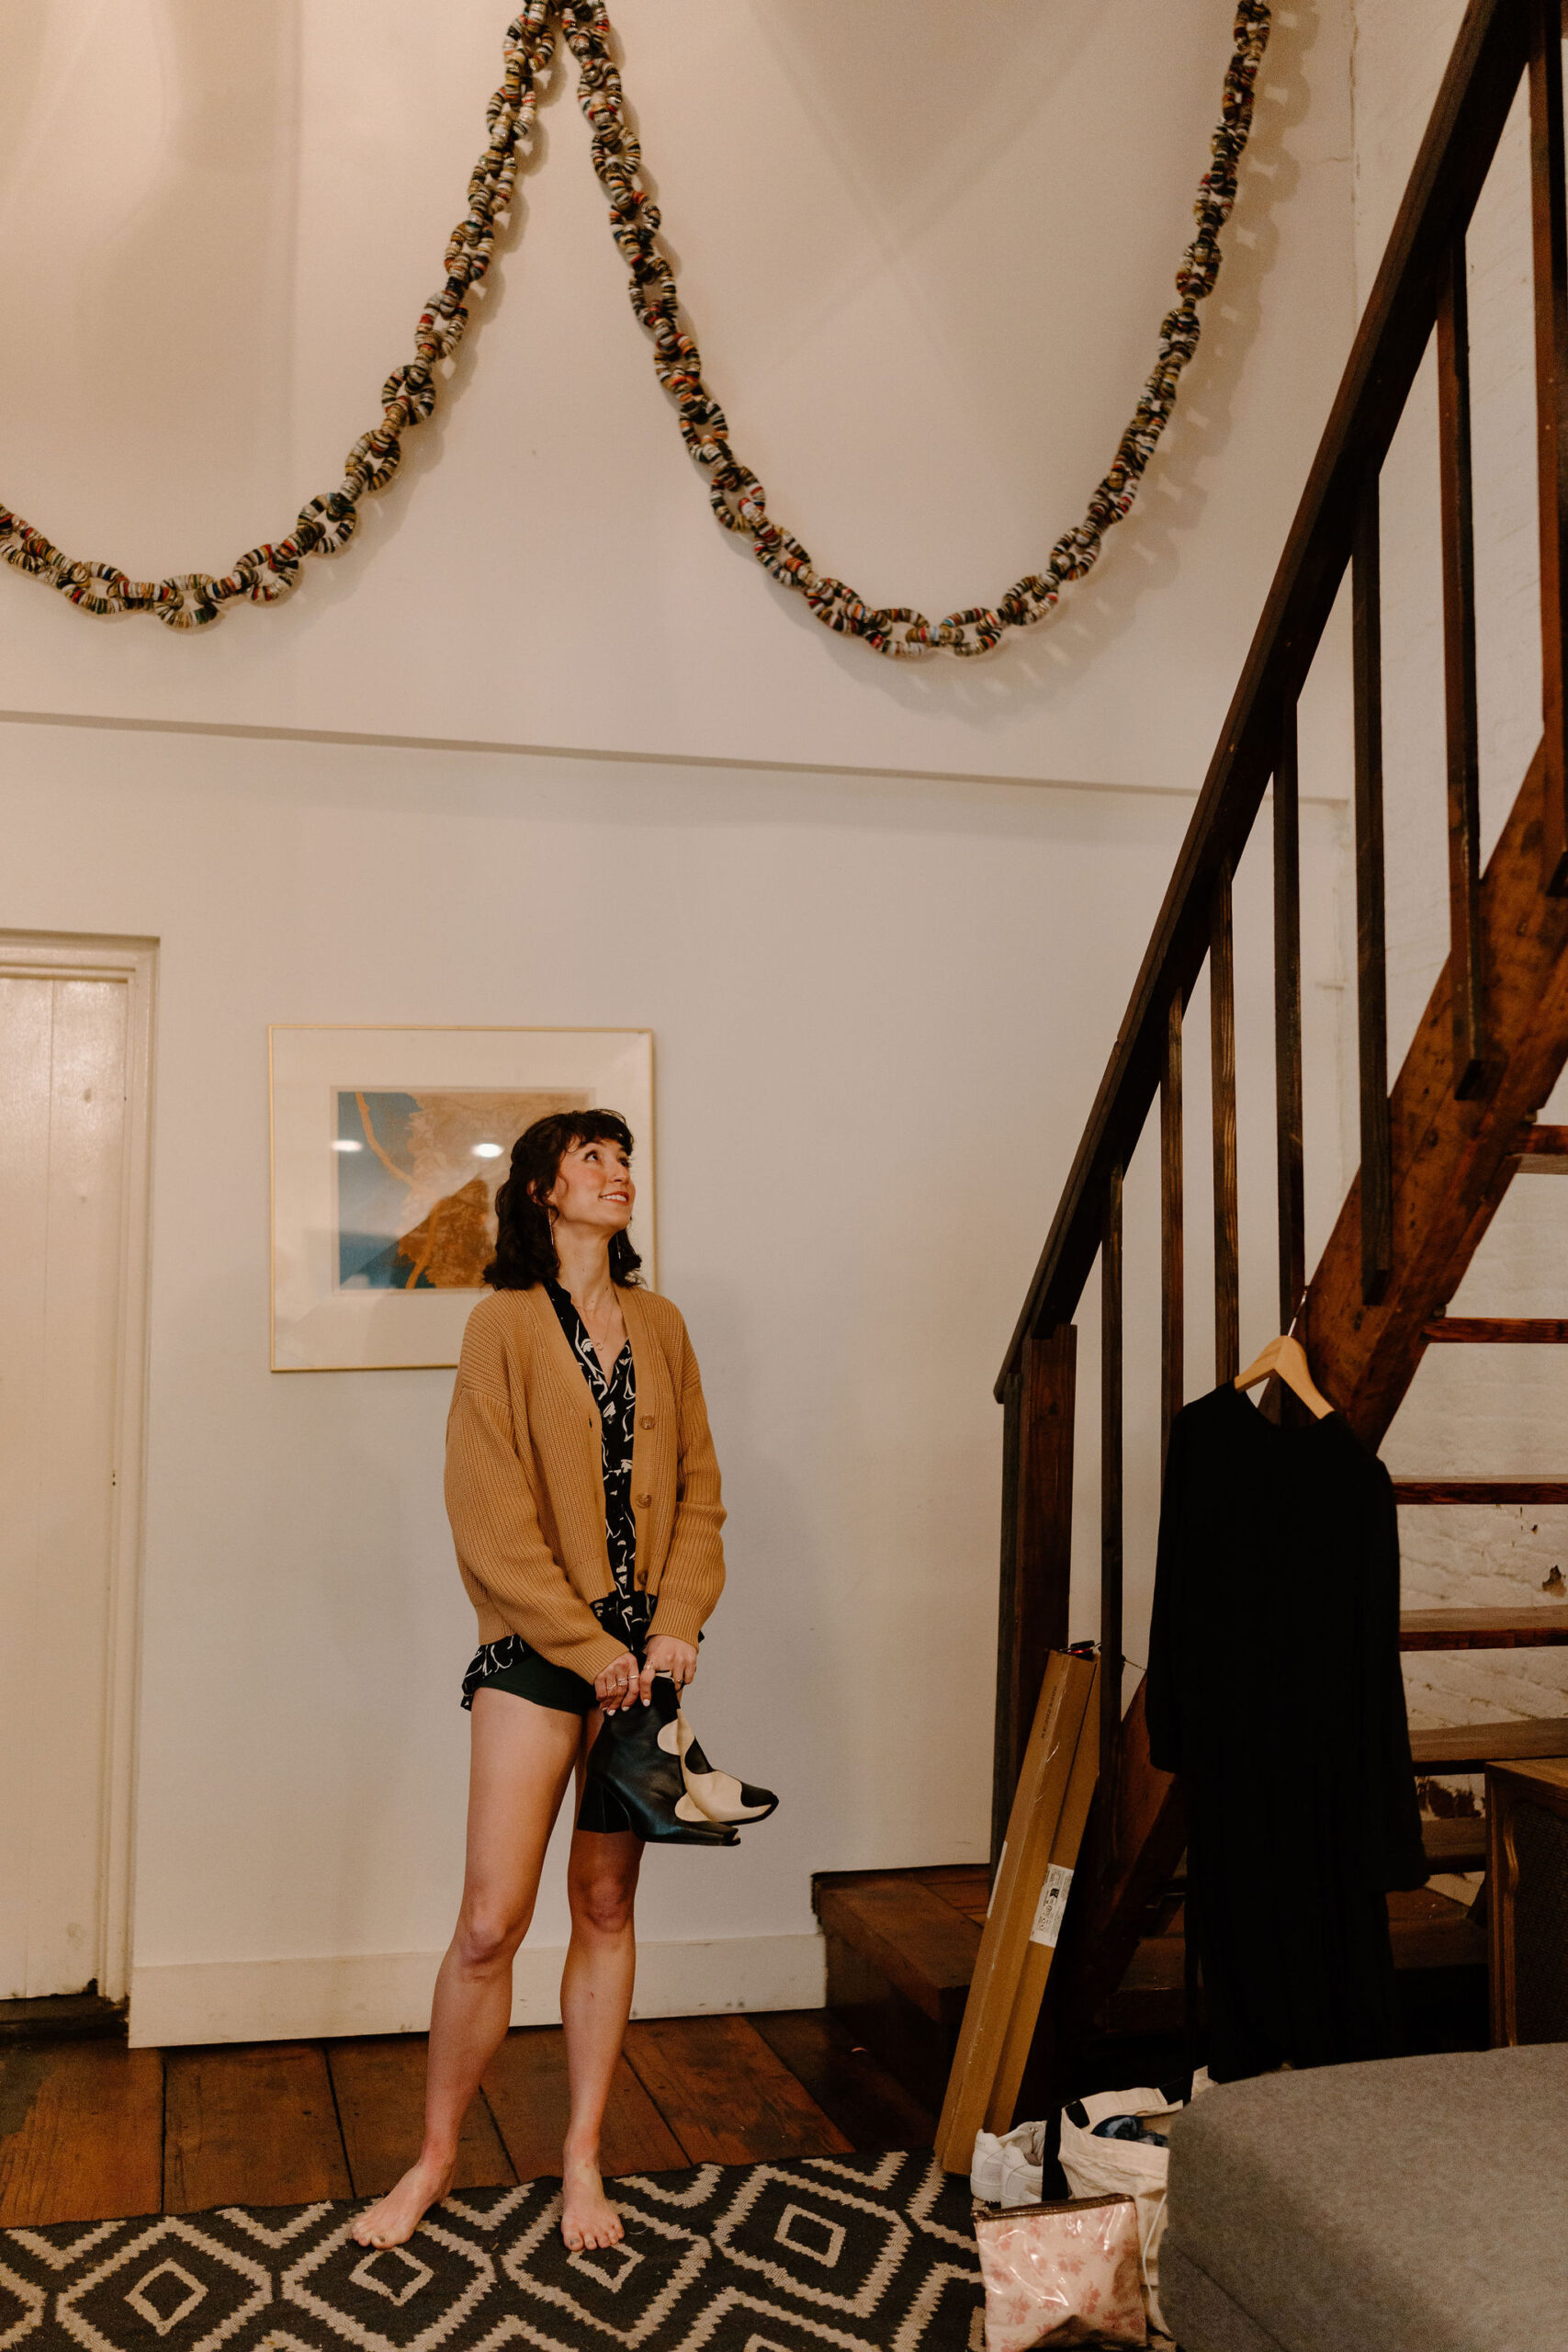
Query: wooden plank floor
0 2010 934 2227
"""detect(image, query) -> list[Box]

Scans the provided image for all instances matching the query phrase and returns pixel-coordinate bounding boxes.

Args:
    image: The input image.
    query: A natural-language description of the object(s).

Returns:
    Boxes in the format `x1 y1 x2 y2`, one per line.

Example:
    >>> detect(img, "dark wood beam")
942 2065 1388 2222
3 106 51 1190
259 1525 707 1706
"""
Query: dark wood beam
991 1326 1077 1861
1302 741 1568 1444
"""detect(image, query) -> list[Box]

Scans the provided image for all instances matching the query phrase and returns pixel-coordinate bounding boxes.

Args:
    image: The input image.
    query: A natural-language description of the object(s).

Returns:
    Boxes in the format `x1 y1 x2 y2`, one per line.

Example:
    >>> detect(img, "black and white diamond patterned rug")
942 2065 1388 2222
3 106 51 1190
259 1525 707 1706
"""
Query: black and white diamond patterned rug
0 2148 986 2350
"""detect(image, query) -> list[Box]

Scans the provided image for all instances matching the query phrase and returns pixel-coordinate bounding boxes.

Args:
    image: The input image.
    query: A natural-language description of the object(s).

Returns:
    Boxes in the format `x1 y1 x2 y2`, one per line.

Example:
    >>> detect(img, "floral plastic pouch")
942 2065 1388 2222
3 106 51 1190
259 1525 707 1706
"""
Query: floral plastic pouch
972 2191 1147 2349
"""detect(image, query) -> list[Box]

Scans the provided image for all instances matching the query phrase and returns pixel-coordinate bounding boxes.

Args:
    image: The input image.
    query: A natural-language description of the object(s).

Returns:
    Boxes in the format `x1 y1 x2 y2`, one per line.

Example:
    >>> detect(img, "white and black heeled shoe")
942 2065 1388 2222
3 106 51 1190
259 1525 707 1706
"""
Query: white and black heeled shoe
661 1696 779 1826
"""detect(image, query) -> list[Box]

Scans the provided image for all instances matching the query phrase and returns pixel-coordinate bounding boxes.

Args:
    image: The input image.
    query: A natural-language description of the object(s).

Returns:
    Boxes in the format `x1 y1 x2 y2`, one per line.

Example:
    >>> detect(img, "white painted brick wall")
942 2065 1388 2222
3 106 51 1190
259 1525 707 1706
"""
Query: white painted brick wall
1352 1 1568 1765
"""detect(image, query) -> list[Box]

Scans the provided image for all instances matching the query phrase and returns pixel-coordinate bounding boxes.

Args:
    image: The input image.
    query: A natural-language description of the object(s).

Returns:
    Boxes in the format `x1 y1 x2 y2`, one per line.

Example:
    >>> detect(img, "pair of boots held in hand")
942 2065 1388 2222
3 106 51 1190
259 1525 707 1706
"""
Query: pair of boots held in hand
580 1672 779 1844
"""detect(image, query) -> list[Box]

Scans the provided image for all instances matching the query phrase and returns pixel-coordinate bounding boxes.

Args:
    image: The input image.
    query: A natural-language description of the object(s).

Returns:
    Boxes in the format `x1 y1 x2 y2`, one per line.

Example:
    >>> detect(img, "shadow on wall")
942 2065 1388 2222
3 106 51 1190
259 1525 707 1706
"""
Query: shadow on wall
719 0 1318 730
742 0 1106 258
0 0 301 558
112 1 302 528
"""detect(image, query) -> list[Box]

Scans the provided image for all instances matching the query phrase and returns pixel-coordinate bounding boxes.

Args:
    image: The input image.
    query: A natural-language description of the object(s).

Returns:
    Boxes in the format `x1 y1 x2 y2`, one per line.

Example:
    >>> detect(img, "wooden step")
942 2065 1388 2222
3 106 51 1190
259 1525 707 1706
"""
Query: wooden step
815 1869 983 2113
1422 1815 1487 1871
1512 1124 1568 1170
1409 1718 1568 1772
823 1855 1495 2075
1392 1477 1568 1504
815 1873 981 2027
1384 1888 1488 1971
1401 1607 1568 1649
1107 1884 1485 2034
1424 1317 1568 1342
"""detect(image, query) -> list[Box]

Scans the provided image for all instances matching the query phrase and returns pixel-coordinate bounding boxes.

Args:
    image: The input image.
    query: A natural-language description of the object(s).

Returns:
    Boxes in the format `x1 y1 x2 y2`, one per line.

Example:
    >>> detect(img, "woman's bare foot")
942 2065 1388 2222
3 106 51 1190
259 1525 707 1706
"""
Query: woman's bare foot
561 2151 622 2251
351 2152 456 2248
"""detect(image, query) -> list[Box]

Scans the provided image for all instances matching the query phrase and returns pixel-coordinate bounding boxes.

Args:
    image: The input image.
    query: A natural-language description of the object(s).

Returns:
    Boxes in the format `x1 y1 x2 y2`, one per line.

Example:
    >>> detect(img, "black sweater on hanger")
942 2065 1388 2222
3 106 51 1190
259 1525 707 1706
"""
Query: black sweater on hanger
1146 1383 1428 2081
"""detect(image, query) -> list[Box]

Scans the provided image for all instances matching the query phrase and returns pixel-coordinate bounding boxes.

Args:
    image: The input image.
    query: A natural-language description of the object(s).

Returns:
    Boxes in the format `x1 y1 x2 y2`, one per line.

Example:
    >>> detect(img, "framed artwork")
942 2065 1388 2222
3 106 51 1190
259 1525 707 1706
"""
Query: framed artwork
269 1026 654 1371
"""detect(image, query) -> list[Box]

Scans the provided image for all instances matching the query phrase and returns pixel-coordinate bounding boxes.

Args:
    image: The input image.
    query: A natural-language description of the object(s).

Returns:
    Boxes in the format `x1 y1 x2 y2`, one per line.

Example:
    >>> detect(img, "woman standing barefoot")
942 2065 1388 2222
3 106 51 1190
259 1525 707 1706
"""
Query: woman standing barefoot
352 1109 728 2253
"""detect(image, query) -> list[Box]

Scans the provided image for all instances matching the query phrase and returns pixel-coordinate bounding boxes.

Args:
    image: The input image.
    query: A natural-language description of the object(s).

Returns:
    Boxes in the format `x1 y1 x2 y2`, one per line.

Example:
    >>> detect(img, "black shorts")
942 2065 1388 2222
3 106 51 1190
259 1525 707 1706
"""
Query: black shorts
460 1631 646 1717
467 1646 600 1715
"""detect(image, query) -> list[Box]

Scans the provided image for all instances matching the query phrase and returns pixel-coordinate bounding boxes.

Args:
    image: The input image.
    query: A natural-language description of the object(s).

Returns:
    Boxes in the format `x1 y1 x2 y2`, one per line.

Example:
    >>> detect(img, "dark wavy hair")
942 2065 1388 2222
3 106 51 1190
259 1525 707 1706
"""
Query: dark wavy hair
483 1108 643 1291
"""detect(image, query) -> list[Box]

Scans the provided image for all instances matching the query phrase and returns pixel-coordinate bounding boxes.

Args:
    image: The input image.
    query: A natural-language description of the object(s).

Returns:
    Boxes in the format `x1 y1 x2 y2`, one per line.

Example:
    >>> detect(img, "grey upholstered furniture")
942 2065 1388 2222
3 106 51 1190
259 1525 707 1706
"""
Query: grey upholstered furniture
1162 2042 1568 2352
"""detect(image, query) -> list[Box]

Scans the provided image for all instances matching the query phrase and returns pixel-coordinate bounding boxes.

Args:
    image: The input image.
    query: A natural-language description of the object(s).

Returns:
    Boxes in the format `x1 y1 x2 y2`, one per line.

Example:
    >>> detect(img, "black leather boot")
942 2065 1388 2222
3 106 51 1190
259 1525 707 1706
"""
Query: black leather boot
579 1676 739 1844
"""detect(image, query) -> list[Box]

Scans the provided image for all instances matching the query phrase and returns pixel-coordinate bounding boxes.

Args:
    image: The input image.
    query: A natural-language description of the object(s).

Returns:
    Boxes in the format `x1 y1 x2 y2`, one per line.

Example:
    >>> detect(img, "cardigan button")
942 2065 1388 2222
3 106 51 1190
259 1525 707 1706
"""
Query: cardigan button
639 1415 654 1430
636 1492 652 1508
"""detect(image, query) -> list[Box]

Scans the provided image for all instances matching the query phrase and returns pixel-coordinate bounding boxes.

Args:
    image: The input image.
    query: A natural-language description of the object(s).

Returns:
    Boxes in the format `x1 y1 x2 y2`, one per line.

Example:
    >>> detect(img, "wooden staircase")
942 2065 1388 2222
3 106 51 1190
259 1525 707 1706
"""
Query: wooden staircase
824 0 1568 2112
992 0 1568 2076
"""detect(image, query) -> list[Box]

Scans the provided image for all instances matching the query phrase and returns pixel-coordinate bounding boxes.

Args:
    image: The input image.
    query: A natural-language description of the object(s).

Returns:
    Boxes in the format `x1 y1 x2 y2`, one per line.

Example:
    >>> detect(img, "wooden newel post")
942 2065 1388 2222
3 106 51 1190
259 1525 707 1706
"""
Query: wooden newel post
991 1323 1077 1863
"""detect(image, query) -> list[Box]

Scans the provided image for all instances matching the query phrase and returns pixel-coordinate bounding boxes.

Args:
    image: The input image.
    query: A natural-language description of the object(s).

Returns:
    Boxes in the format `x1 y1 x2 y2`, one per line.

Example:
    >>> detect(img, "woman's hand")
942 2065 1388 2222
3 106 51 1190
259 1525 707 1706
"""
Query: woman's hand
639 1635 698 1704
593 1652 640 1714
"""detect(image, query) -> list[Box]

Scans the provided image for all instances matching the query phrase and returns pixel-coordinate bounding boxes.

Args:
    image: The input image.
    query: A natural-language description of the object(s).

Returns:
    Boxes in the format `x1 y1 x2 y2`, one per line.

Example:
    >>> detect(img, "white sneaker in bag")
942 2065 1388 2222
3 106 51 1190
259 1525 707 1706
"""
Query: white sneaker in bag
969 2117 1048 2206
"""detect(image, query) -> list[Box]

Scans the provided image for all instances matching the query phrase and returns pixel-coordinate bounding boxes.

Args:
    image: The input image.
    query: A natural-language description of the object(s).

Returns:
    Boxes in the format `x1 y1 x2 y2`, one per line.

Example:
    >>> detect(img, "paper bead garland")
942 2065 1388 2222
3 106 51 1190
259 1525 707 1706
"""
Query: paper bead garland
0 0 1270 655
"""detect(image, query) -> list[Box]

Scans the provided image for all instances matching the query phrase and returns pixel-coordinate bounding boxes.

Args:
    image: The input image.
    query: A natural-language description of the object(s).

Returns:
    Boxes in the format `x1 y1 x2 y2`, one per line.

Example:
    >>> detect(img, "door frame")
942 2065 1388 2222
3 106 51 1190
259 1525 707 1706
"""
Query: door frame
0 930 156 2006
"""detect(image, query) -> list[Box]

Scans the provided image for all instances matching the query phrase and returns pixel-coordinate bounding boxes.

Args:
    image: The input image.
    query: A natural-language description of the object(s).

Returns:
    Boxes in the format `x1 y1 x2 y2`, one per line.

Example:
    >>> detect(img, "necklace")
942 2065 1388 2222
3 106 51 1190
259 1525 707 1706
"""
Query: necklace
0 2 1269 656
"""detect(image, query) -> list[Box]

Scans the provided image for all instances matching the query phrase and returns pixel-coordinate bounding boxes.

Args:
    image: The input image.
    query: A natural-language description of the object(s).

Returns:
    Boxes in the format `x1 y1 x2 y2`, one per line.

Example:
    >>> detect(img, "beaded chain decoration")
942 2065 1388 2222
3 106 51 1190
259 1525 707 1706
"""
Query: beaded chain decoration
0 0 1270 651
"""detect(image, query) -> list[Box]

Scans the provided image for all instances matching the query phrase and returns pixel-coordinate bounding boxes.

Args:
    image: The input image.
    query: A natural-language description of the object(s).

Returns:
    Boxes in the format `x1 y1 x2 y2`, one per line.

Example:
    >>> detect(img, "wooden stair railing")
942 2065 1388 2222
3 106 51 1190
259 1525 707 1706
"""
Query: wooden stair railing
989 0 1568 2077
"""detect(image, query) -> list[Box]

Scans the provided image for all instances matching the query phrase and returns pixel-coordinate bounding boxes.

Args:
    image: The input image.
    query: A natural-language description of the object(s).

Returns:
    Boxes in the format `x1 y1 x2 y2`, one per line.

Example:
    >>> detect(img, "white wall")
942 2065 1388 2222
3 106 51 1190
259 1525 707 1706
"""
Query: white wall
1351 3 1568 1761
8 722 1323 2042
0 0 1368 2040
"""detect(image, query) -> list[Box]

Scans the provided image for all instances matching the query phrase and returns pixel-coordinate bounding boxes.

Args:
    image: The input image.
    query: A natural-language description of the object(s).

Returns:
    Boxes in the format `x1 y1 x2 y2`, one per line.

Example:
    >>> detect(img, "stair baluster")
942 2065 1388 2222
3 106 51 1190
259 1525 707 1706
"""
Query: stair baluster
1353 475 1394 1304
1438 233 1487 1093
1529 0 1568 891
1211 868 1241 1383
1100 1168 1125 1787
1273 706 1307 1329
1160 996 1184 1469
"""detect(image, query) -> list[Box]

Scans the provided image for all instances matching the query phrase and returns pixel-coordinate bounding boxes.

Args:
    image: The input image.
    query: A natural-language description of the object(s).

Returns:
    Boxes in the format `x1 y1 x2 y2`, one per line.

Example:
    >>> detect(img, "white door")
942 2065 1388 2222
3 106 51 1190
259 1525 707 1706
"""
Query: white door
0 973 130 1997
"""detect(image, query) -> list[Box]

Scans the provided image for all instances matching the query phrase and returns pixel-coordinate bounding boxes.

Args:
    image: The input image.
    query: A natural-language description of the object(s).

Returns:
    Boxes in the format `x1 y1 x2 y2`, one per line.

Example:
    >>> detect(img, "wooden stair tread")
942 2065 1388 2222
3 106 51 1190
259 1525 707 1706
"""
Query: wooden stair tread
826 1847 1495 2056
1422 1815 1487 1871
1401 1606 1568 1648
911 1864 991 1925
1409 1717 1568 1770
1513 1125 1568 1167
1384 1888 1488 1969
1424 1317 1568 1341
1109 1885 1484 2032
815 1872 983 2024
1392 1477 1568 1503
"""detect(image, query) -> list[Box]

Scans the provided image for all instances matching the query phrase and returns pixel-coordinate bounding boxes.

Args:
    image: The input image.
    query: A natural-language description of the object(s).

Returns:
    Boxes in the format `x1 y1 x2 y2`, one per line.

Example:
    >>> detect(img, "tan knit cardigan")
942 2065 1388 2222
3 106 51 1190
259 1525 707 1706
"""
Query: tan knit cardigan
445 1283 727 1684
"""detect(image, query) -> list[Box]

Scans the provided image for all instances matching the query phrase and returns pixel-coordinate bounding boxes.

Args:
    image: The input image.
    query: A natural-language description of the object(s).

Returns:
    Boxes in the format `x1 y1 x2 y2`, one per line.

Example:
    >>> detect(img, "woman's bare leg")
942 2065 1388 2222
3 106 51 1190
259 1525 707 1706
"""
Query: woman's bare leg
352 1690 581 2248
558 1715 645 2251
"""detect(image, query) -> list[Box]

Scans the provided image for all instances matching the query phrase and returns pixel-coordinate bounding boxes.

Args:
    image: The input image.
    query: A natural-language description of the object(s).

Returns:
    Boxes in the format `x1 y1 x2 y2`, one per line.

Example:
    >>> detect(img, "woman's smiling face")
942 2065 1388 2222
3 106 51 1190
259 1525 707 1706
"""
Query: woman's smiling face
543 1133 635 1238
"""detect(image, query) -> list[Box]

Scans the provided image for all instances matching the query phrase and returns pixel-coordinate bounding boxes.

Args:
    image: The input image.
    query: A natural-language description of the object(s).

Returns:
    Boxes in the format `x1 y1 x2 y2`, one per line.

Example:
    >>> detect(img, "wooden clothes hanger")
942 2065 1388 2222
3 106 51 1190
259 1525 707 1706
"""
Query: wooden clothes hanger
1235 1332 1335 1419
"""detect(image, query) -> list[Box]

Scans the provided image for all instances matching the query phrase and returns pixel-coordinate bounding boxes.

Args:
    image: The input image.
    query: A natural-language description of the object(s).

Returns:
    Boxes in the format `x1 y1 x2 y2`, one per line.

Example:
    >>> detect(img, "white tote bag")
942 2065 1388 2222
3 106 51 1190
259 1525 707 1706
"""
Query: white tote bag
1058 2078 1210 2337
